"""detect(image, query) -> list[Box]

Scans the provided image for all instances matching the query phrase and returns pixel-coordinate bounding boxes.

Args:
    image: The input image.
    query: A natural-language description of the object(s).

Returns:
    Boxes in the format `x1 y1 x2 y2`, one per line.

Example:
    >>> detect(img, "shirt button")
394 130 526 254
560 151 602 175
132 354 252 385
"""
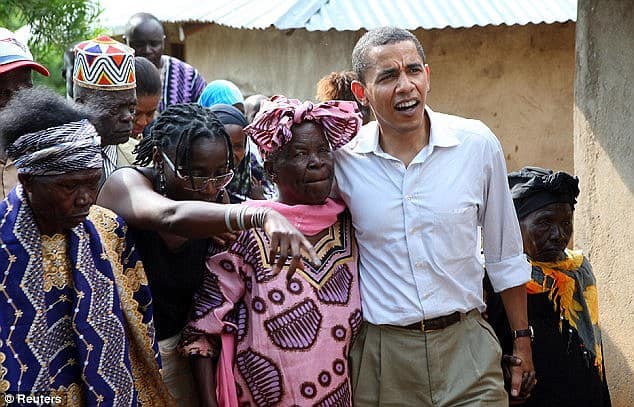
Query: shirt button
415 262 423 269
406 195 413 201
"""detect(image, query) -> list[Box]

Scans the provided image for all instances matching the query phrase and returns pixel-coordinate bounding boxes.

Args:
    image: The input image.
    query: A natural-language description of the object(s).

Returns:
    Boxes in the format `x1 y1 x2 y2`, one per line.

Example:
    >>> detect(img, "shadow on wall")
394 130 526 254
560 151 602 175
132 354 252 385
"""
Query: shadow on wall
575 3 634 192
574 2 634 406
601 332 633 407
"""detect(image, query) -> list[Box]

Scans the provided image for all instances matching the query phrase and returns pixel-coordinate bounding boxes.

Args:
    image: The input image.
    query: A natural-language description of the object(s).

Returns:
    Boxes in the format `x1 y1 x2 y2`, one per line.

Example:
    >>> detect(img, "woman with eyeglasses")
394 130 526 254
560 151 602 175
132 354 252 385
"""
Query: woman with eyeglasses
97 103 317 405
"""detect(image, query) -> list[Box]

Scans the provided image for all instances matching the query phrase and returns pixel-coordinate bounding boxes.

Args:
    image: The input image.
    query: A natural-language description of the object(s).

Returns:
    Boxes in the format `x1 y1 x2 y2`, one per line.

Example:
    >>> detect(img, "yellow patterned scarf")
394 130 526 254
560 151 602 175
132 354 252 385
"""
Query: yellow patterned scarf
526 249 604 378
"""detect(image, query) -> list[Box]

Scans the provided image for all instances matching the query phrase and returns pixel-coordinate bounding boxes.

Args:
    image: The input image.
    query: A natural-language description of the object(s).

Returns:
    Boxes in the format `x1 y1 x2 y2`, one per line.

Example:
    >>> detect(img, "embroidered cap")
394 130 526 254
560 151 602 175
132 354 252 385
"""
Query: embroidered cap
73 35 135 90
0 28 50 76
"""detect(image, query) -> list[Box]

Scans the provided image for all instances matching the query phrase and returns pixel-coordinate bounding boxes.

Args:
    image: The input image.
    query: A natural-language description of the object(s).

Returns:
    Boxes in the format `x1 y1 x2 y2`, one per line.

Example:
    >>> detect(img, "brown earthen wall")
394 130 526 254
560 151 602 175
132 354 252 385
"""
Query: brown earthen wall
187 23 574 172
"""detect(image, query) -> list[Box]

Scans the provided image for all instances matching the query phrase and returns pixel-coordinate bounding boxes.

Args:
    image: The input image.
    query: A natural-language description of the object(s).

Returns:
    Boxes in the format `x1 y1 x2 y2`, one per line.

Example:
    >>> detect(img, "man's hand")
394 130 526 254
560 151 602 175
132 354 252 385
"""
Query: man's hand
498 285 537 402
507 338 537 402
263 210 319 276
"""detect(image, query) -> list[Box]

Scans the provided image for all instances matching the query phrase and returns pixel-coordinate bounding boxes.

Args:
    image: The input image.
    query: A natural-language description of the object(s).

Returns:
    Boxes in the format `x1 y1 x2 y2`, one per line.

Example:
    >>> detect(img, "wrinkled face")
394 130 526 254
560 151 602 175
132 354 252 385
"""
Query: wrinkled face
520 202 573 262
20 169 102 235
157 136 231 202
267 122 334 206
76 88 137 145
354 41 430 138
133 94 160 135
224 124 246 163
126 19 165 68
0 67 33 109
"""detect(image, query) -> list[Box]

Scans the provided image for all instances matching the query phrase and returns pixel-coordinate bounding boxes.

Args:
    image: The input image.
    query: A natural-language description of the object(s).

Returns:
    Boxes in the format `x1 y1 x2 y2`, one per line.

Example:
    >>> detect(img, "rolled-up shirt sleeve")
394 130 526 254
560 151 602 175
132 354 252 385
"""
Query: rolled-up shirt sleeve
480 134 531 292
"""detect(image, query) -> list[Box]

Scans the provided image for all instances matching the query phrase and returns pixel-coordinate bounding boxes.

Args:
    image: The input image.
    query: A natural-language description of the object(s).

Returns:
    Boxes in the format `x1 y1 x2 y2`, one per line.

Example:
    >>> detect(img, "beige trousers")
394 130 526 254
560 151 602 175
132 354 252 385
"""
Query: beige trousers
159 334 201 406
349 311 508 407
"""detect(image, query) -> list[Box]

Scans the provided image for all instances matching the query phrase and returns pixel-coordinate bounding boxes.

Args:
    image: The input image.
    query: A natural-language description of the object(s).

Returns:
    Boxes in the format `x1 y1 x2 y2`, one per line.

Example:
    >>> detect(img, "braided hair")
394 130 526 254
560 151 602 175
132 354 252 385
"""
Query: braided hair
134 103 234 187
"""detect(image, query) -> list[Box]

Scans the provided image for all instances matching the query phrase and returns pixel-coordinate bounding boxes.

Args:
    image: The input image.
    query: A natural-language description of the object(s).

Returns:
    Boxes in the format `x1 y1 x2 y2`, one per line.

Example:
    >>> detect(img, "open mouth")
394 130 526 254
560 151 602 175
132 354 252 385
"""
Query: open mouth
394 99 419 112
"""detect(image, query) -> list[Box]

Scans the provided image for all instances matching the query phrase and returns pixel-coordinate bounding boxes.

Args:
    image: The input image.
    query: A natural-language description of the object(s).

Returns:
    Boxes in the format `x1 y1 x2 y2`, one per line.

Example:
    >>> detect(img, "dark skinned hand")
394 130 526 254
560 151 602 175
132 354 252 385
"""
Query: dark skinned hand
502 354 538 403
264 210 319 276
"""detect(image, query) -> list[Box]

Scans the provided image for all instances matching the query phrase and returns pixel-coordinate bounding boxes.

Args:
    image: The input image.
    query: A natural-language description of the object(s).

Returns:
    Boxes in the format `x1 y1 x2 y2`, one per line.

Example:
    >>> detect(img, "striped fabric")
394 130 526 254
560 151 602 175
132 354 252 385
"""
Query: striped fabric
159 56 207 112
7 119 102 176
244 95 362 160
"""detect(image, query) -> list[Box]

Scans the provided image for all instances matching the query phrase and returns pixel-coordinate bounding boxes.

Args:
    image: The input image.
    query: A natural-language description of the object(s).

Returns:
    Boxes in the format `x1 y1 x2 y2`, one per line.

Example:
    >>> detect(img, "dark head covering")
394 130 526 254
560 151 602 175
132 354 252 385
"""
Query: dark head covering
208 104 248 127
508 166 580 219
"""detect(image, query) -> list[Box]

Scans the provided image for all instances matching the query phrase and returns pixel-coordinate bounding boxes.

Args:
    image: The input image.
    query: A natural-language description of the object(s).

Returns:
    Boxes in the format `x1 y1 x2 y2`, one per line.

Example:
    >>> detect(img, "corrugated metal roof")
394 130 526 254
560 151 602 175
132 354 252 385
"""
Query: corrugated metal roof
100 0 577 33
301 0 576 31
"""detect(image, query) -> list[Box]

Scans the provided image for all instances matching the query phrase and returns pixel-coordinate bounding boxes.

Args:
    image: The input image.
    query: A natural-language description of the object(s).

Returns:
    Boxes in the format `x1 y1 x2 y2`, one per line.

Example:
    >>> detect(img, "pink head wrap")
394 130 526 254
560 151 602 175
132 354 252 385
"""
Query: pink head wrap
244 95 362 160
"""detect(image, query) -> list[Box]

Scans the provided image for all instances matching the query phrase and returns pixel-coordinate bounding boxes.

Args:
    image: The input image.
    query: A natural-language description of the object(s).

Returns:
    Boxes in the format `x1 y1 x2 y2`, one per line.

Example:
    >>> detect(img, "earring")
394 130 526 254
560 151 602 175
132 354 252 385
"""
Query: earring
157 161 167 196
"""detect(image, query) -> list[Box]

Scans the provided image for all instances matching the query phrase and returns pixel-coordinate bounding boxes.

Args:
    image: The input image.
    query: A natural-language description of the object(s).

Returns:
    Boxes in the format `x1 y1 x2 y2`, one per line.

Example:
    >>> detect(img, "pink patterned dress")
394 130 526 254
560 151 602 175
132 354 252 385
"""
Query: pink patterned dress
181 211 361 406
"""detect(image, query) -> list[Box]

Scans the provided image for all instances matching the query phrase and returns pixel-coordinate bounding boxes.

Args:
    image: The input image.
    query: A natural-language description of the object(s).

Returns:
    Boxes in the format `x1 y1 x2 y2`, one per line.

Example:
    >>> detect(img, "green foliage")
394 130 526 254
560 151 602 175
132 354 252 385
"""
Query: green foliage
0 0 104 94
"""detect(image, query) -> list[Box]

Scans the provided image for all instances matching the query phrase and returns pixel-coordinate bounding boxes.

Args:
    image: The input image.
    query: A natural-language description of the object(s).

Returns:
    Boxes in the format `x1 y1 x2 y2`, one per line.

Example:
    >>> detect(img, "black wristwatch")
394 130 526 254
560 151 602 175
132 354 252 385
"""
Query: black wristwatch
512 326 534 341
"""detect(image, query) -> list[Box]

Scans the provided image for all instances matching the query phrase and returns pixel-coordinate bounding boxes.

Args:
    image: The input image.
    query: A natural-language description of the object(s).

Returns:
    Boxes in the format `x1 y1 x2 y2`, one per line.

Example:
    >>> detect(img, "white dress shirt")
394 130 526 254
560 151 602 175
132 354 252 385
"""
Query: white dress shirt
334 107 530 325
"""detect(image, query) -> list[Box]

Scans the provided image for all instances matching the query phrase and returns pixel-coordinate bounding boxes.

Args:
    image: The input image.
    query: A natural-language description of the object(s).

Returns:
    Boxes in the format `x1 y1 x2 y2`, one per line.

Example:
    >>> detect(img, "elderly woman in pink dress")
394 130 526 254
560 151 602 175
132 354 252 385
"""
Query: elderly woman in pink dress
180 96 363 406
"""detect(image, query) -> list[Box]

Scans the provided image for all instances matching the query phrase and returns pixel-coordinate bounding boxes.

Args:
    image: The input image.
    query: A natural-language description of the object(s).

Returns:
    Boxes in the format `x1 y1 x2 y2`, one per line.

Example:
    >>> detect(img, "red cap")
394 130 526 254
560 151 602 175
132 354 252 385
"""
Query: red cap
0 28 50 77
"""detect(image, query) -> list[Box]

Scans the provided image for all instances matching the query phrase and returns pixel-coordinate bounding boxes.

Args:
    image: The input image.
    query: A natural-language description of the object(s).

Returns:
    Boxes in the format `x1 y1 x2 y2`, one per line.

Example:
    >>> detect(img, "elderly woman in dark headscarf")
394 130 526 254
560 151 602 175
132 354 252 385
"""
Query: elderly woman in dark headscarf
207 104 276 203
487 167 611 406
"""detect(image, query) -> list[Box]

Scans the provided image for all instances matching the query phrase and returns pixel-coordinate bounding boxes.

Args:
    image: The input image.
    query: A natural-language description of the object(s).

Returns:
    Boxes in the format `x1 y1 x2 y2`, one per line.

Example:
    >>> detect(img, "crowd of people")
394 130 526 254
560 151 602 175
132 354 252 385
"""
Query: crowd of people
0 13 611 407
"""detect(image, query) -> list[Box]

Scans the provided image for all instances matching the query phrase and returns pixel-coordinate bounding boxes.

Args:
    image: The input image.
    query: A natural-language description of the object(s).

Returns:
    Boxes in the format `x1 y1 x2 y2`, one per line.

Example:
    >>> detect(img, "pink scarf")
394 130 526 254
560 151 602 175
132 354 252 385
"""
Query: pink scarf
216 333 238 407
245 198 345 235
244 95 362 160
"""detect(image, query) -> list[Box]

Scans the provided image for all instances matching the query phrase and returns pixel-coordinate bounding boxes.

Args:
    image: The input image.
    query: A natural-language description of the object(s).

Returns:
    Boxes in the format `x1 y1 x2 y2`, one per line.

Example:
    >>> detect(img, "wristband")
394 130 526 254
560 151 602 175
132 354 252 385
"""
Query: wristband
512 326 534 341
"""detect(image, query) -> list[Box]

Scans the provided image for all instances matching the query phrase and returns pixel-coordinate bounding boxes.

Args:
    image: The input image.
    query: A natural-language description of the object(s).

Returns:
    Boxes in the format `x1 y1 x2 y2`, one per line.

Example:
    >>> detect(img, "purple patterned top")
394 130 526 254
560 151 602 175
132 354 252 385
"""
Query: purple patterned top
182 212 361 406
159 55 207 112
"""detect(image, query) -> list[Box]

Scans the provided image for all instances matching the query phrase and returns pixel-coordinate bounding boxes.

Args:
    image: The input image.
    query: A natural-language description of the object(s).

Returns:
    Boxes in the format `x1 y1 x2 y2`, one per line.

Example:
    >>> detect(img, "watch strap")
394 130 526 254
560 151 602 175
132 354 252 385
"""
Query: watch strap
512 326 534 340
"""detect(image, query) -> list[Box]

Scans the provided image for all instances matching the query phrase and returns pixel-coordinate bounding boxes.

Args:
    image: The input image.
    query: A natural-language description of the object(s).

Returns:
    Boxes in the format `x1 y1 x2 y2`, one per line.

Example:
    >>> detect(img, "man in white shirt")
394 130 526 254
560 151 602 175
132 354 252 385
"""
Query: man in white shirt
335 27 536 406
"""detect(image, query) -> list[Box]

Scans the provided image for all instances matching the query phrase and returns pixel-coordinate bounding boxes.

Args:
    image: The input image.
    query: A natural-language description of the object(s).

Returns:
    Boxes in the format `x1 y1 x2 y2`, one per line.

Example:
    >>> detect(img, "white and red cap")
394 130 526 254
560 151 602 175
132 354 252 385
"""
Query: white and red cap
0 28 50 76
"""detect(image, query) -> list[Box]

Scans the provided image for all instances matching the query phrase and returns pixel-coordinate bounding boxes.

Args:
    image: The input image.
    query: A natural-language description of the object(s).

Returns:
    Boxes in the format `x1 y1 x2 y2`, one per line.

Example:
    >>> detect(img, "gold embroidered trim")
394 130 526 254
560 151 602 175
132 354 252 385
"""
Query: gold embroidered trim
41 234 72 292
89 205 175 406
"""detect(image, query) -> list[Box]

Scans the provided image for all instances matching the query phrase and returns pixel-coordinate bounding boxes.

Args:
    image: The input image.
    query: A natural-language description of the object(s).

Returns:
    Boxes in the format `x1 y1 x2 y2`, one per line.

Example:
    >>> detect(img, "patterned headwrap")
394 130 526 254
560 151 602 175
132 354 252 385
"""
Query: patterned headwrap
7 119 102 175
508 166 580 219
244 95 362 160
73 35 135 90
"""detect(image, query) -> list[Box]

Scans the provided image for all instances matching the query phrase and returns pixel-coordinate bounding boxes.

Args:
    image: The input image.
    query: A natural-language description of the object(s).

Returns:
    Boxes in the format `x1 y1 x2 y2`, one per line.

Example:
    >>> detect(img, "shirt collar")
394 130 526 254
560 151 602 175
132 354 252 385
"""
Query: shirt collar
350 106 461 155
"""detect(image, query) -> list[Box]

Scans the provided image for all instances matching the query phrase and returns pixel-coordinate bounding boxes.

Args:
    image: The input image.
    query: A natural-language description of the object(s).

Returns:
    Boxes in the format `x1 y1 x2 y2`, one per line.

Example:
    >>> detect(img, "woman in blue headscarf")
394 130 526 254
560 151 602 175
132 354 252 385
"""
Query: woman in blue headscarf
208 104 276 203
198 80 245 112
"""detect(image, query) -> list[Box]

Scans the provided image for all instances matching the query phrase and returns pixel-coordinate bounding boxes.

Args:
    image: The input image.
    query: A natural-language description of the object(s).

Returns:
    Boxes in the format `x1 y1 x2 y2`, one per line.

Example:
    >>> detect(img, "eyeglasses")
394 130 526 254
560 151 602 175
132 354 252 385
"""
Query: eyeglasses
161 151 234 191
